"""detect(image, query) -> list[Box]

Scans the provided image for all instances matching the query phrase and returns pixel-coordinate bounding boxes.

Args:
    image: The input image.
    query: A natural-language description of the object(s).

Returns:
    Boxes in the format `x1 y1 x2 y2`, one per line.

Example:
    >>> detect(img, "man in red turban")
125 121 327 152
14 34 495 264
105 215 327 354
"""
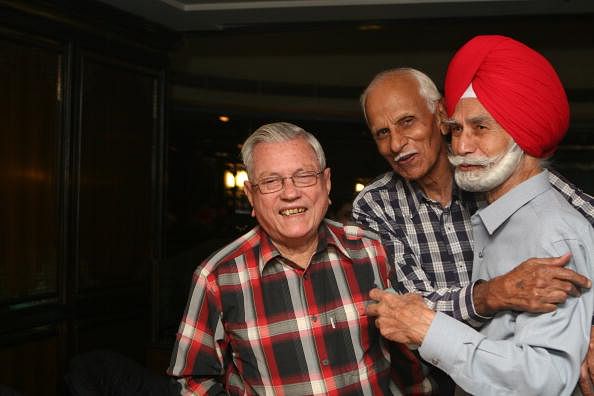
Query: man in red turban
445 34 569 159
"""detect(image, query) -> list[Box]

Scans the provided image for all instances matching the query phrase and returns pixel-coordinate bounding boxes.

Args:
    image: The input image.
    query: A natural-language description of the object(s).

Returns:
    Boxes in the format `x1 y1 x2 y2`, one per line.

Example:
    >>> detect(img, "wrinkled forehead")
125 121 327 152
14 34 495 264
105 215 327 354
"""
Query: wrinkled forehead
251 139 319 177
366 79 433 122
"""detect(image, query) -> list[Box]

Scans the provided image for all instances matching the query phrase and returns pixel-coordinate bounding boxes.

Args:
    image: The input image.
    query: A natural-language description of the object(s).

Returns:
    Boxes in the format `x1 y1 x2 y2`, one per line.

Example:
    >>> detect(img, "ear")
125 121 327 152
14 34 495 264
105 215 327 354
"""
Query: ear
323 168 332 194
244 181 255 207
435 100 449 136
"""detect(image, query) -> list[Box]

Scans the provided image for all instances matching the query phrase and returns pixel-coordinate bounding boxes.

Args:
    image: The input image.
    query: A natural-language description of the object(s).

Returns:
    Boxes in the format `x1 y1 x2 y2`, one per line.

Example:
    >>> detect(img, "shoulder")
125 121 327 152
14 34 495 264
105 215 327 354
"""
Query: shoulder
352 171 407 213
548 169 594 224
355 171 403 198
325 218 382 242
325 220 388 273
195 226 262 278
525 189 593 241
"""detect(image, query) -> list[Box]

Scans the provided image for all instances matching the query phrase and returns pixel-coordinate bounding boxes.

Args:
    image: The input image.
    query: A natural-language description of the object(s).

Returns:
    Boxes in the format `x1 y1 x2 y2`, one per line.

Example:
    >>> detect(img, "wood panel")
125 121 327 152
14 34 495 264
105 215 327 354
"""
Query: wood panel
0 34 62 304
76 55 159 292
0 331 61 396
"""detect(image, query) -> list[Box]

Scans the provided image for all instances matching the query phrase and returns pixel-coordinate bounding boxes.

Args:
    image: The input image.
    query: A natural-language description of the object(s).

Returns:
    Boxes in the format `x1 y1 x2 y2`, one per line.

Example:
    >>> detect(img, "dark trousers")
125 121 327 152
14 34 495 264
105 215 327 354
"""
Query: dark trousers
430 366 456 396
65 350 180 396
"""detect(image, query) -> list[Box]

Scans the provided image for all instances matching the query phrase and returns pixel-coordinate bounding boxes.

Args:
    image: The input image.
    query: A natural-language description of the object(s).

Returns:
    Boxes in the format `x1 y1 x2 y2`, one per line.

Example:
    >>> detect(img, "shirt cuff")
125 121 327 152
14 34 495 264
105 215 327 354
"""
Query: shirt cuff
467 280 493 323
419 311 485 375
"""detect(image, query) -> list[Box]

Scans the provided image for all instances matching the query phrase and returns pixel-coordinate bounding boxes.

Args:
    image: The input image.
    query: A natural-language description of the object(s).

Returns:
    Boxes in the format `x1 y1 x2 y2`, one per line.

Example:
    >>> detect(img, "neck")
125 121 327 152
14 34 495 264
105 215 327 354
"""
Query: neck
417 149 454 207
486 156 542 203
273 235 318 269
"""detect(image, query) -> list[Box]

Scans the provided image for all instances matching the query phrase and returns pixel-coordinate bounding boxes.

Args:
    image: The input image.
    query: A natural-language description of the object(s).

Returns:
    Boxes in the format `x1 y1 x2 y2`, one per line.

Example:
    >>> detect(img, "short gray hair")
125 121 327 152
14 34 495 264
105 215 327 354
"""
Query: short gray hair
360 68 442 123
241 122 326 179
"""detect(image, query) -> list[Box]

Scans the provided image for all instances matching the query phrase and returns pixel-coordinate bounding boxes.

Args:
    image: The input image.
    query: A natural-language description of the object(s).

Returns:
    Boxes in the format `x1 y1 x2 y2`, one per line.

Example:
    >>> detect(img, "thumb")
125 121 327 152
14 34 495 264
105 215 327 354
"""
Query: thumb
369 288 385 301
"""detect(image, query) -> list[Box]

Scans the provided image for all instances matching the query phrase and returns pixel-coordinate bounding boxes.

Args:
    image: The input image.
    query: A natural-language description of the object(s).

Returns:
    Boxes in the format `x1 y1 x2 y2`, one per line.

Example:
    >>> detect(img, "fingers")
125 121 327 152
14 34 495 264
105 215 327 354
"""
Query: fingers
535 265 591 290
529 256 591 290
580 361 594 396
369 288 385 301
366 302 380 317
522 253 572 268
553 269 591 289
533 282 580 301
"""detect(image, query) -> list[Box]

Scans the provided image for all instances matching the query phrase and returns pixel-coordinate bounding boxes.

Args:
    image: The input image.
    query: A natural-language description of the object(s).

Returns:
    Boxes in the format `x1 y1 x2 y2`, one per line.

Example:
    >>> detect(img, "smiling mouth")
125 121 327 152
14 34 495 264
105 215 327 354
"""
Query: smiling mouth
394 152 416 163
458 164 484 172
280 208 307 216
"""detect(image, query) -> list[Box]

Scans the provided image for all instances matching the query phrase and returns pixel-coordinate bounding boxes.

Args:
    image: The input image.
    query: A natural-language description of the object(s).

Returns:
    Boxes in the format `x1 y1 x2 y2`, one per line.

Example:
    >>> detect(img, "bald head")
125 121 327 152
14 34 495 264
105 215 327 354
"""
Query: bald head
360 68 442 124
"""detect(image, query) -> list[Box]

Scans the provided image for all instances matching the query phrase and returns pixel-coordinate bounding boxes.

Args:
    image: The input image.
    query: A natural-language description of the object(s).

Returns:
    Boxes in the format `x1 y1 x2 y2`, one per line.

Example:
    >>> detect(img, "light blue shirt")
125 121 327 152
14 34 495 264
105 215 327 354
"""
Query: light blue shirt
419 170 594 396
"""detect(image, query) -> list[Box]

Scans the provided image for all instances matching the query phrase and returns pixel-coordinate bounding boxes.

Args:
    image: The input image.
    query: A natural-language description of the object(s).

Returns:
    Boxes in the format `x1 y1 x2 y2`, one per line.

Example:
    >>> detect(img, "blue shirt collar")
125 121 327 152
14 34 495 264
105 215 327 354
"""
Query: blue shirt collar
477 170 551 235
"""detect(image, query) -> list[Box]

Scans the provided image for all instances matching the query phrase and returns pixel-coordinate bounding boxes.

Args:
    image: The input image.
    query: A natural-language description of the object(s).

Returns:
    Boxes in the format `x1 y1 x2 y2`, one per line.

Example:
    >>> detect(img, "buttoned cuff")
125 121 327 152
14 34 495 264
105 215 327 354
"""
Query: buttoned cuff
466 280 493 325
419 311 485 375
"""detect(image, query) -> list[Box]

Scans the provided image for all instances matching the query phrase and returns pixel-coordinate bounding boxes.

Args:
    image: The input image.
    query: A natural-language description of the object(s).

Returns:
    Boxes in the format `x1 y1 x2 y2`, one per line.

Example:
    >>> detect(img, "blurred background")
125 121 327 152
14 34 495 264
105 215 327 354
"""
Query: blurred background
1 0 593 394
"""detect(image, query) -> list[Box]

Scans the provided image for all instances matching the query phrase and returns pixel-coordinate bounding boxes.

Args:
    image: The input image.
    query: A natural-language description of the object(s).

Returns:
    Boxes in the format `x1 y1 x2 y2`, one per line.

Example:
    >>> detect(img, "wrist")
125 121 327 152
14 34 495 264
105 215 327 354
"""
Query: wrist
413 308 436 345
473 279 502 316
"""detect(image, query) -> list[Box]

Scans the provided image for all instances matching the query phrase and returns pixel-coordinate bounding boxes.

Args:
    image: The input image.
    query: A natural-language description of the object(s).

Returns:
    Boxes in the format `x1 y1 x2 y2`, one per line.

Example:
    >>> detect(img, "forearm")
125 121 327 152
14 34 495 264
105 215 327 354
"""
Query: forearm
169 338 227 394
419 311 584 396
178 377 227 395
352 203 487 325
398 272 487 326
169 275 228 394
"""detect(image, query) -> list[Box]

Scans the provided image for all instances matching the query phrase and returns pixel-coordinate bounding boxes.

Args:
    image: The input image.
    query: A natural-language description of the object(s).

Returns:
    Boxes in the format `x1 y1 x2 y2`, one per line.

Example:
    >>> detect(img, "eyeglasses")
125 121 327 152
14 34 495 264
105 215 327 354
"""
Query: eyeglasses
252 170 324 194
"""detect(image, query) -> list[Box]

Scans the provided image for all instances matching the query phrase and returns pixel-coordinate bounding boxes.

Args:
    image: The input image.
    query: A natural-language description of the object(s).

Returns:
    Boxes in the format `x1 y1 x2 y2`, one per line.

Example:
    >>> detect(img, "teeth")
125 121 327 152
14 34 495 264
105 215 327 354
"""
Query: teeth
280 208 306 216
394 152 414 162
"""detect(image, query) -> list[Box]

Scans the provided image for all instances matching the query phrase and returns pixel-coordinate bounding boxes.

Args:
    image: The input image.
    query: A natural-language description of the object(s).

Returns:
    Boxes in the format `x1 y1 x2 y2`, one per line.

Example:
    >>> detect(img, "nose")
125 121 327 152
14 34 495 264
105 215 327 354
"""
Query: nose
452 128 475 156
389 131 407 154
279 177 300 199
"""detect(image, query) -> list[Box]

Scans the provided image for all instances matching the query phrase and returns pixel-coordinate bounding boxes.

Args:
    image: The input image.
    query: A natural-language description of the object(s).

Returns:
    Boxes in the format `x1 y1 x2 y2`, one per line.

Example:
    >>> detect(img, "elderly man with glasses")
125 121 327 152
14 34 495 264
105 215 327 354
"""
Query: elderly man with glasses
167 122 431 395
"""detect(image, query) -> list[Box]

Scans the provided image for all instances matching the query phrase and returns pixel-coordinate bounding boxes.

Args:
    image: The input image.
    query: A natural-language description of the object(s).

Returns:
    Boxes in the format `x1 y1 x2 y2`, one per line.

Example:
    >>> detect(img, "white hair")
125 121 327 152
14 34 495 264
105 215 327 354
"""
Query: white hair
240 122 326 179
360 68 442 124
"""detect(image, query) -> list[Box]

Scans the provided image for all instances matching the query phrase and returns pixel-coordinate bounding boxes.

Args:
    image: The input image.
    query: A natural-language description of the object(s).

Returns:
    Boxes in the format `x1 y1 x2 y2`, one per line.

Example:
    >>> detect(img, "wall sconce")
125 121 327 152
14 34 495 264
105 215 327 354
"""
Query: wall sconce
224 170 236 189
224 163 250 215
223 164 248 190
235 170 248 188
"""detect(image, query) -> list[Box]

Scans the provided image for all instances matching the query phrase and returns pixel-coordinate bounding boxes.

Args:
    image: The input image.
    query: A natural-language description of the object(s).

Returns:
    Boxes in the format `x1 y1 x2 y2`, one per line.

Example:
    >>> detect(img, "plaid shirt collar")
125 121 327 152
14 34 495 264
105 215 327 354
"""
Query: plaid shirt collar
400 175 479 220
256 220 351 274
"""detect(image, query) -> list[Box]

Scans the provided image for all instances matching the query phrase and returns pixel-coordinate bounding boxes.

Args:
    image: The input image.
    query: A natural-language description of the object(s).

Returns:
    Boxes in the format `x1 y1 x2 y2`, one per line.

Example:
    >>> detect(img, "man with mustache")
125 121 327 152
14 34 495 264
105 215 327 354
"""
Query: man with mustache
353 59 594 393
365 35 594 395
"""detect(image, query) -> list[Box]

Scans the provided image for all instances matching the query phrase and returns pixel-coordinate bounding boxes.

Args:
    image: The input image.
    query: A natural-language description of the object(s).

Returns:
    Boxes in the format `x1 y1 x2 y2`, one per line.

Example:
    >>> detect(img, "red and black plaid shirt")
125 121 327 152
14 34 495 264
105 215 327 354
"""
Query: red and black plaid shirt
168 219 431 395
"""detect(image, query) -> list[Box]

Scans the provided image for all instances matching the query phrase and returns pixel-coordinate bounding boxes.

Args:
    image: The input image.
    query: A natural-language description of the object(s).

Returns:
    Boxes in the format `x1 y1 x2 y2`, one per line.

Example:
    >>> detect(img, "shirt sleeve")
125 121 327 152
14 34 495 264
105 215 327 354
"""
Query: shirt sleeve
167 266 228 394
419 237 594 396
352 193 486 326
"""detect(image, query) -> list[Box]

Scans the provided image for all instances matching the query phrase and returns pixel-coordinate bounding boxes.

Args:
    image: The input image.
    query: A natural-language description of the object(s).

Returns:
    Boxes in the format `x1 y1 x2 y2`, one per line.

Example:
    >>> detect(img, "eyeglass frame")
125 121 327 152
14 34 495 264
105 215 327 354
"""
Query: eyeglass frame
250 169 325 194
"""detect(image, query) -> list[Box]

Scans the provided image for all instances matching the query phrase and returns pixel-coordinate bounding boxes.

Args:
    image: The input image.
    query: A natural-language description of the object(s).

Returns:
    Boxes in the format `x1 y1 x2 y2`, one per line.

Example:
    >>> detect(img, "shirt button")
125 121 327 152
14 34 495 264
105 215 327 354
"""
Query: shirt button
478 250 484 258
311 316 317 322
322 359 329 366
303 274 309 280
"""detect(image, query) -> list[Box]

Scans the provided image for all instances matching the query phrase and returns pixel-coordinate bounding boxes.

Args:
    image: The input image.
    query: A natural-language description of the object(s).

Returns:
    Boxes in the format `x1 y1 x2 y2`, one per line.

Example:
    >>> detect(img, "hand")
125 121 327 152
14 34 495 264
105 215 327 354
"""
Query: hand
579 326 594 396
366 289 435 346
474 253 591 315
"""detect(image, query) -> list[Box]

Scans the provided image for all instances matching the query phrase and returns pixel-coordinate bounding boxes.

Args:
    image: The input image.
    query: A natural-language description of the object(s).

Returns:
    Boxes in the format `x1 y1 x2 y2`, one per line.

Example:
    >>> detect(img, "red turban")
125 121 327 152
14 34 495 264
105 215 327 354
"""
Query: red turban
444 35 569 158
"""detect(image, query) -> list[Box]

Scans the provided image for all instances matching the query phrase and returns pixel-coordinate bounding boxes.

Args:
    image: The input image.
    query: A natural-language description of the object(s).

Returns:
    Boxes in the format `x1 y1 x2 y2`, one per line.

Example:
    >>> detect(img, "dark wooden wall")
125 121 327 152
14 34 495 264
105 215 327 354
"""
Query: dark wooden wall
0 1 177 394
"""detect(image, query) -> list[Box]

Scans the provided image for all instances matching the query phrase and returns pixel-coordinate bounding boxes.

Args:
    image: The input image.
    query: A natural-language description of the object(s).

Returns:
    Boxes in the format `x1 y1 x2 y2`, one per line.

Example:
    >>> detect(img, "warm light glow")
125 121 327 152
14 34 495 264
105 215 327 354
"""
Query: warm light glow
355 183 365 192
224 170 236 188
358 24 383 31
219 115 230 123
235 170 248 189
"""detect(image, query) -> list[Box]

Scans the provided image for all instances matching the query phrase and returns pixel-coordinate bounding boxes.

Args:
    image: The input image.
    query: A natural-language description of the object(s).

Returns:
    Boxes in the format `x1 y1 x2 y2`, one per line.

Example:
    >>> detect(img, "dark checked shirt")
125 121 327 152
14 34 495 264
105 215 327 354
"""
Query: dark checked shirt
352 169 594 326
168 219 431 395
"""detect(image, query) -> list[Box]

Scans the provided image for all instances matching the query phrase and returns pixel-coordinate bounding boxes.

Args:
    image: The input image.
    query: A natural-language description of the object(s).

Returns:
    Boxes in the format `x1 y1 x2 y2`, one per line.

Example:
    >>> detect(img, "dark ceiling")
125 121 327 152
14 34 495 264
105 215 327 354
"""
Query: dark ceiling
95 0 594 32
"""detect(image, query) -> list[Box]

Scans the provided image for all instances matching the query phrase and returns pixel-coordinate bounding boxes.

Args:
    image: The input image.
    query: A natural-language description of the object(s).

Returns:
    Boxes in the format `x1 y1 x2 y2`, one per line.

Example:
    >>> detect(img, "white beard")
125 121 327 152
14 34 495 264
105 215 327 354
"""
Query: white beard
448 142 524 192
